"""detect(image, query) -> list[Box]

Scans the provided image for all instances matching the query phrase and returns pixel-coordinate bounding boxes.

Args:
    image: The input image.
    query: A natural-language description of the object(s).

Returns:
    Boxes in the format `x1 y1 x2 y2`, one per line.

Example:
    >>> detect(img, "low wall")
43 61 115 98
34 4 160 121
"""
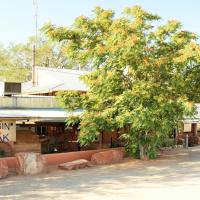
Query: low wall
0 148 123 169
0 156 18 169
43 148 111 165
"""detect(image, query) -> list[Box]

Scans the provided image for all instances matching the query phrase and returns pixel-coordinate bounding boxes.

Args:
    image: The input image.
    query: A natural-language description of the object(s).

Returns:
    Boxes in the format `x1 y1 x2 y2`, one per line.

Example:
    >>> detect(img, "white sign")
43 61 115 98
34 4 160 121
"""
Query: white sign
0 121 16 142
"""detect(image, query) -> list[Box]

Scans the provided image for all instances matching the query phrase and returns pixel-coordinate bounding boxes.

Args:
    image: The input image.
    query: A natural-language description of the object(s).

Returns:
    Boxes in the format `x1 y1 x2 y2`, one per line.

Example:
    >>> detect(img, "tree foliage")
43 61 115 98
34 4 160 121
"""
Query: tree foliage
0 43 29 82
45 6 199 159
0 33 77 82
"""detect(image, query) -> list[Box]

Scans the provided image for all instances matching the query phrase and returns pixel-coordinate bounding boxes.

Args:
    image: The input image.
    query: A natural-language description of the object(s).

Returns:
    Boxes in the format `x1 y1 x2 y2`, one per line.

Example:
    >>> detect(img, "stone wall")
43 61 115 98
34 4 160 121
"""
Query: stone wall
0 147 124 170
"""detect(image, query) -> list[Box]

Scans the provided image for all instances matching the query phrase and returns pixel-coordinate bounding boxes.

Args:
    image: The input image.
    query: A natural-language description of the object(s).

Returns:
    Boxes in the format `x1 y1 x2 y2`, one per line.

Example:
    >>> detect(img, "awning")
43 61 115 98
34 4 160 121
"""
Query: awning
0 108 82 122
0 113 34 120
182 119 200 124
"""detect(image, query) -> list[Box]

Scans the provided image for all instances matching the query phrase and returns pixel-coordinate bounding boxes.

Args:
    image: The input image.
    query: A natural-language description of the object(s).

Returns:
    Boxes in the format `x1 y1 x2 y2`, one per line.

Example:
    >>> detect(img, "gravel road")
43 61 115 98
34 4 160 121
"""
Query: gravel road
1 147 200 200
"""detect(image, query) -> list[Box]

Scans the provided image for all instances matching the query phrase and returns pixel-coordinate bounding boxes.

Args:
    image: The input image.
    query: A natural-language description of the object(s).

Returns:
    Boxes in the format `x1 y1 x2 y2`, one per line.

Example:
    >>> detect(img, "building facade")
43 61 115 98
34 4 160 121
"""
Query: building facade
0 67 119 157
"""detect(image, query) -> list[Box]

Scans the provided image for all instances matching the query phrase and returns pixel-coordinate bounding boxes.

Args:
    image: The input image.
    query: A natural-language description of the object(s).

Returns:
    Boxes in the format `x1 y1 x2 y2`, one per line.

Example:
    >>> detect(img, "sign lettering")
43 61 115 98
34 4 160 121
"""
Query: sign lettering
0 121 16 142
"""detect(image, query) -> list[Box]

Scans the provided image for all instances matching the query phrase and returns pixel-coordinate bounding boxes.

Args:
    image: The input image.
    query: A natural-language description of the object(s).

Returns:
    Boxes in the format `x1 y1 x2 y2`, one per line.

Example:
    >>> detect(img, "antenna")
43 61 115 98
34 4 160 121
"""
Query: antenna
33 0 38 42
32 0 38 86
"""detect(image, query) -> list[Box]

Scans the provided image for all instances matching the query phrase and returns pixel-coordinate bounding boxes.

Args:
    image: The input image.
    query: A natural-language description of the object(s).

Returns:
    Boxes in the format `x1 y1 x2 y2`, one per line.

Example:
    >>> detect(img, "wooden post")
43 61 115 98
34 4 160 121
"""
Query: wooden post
180 122 184 135
99 131 103 149
191 123 198 136
32 45 36 86
75 126 81 151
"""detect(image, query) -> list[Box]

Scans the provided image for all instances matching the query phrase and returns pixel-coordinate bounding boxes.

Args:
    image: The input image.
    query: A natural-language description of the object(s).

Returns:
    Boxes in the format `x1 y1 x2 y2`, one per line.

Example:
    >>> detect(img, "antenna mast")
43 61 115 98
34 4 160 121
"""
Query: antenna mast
32 0 38 86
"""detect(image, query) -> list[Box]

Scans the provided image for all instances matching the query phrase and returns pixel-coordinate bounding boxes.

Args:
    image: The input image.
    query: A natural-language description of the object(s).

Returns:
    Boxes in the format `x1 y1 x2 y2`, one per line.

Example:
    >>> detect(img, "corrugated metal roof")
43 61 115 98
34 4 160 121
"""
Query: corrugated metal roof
195 104 200 119
0 96 60 109
182 104 200 123
0 113 32 120
0 108 82 122
22 67 88 94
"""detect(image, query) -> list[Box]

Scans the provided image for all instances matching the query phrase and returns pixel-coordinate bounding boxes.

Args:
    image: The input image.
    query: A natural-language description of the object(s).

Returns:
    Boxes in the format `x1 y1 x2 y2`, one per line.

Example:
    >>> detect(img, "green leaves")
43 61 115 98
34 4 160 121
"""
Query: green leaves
124 5 161 21
51 5 199 158
0 31 79 82
57 91 83 111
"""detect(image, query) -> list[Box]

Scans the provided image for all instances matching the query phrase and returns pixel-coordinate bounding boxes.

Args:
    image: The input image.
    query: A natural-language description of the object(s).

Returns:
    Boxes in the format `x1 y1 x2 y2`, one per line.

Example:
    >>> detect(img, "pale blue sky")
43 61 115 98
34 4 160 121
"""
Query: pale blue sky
0 0 200 45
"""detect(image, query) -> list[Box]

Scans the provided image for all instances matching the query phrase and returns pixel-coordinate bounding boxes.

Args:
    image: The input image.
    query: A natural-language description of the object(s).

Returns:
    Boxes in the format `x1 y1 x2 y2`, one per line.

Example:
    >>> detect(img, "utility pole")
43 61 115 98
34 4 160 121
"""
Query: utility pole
32 0 38 86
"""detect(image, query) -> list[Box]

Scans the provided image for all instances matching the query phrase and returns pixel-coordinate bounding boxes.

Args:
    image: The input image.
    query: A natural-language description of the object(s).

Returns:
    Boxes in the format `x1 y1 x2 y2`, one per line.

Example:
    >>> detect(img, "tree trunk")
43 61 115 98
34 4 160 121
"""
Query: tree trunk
139 144 147 160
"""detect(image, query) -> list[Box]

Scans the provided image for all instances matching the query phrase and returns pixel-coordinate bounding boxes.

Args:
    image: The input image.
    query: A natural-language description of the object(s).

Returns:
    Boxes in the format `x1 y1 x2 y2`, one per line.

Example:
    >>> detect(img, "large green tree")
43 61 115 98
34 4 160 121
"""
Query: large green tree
0 33 77 82
0 43 28 82
177 43 200 102
44 6 199 159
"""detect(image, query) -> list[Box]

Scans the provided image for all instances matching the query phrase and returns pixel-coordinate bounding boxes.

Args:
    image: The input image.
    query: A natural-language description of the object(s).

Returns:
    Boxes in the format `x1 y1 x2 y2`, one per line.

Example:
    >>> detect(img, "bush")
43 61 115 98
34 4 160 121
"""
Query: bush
159 138 176 148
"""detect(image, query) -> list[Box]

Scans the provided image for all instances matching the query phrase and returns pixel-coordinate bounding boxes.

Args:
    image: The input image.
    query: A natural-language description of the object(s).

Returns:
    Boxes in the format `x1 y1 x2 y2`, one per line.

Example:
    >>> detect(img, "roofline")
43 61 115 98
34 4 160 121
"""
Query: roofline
23 89 87 95
35 66 88 75
0 116 39 120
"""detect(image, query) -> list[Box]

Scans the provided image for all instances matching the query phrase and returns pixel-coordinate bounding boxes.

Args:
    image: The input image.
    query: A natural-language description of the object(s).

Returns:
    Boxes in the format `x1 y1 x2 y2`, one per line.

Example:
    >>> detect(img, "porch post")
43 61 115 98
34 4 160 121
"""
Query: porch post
191 123 198 136
99 131 103 149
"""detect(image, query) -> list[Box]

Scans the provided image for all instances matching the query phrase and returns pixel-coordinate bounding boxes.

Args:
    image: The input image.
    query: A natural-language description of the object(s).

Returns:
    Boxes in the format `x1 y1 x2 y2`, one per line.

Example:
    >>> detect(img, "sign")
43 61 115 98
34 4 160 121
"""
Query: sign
0 121 16 142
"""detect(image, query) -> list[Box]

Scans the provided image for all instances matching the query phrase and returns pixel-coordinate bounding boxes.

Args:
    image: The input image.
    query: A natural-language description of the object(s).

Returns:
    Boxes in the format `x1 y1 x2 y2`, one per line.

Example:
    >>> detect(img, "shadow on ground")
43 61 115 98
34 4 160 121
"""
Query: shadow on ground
1 146 200 200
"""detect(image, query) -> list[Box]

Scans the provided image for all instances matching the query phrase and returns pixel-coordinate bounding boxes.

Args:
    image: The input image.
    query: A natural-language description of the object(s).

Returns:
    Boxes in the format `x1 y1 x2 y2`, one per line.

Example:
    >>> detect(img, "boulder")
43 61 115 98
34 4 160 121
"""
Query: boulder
91 149 124 165
16 152 46 175
0 160 8 179
58 159 92 170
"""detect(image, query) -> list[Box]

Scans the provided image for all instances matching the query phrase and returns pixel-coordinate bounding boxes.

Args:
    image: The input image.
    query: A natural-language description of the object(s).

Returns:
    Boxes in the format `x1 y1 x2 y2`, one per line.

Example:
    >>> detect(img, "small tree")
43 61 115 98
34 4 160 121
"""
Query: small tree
44 6 198 159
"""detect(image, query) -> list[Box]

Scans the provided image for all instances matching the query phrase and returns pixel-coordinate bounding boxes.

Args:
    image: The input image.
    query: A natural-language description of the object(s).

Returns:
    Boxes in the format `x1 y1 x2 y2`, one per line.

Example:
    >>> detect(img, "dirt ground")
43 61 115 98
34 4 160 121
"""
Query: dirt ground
1 146 200 200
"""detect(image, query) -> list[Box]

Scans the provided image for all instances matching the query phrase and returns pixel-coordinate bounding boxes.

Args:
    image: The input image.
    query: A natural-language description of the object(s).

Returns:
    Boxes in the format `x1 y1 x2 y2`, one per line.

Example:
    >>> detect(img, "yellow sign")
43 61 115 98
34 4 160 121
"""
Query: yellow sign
0 121 16 142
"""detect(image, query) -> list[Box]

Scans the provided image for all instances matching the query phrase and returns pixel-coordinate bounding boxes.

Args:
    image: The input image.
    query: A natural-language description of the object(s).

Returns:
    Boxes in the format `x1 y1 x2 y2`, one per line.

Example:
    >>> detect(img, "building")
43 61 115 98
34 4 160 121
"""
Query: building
23 67 88 95
1 66 200 157
0 67 119 157
180 104 200 145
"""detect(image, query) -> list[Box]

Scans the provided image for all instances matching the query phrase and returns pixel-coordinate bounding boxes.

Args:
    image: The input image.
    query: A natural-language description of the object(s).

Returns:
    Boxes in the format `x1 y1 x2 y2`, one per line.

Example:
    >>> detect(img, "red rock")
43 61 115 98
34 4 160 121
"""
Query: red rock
16 152 47 175
0 160 8 179
91 149 124 165
58 159 91 170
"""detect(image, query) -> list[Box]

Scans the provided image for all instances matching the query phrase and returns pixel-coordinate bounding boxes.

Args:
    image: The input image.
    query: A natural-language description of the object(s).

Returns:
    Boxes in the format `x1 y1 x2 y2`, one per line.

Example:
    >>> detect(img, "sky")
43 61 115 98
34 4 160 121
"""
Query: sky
0 0 200 45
